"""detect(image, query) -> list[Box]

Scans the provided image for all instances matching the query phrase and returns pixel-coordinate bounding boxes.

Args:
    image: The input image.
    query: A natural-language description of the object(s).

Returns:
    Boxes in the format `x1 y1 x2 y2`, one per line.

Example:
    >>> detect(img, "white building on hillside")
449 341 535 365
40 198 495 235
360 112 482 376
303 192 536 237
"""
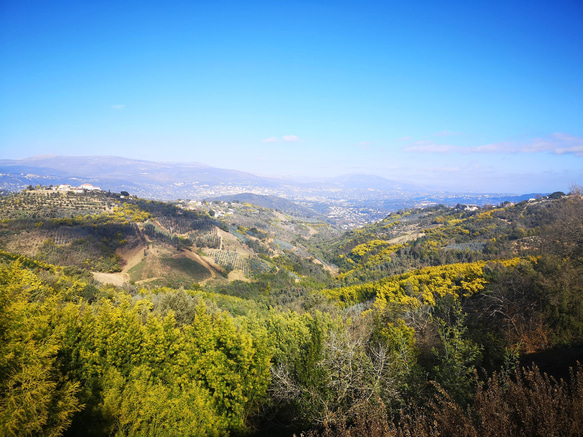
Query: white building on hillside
80 183 101 191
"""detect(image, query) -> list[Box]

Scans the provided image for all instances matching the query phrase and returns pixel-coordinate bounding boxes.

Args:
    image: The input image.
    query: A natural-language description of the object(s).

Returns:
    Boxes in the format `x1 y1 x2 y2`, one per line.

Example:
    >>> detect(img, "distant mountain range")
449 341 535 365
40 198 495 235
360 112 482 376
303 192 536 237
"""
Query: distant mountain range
0 155 543 216
0 154 275 186
0 155 422 196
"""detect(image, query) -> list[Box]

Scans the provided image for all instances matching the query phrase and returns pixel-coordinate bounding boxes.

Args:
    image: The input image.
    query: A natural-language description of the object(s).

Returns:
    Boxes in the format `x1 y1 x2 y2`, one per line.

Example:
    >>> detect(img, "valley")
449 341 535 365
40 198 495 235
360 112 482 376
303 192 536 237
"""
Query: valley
1 184 582 436
3 1 581 434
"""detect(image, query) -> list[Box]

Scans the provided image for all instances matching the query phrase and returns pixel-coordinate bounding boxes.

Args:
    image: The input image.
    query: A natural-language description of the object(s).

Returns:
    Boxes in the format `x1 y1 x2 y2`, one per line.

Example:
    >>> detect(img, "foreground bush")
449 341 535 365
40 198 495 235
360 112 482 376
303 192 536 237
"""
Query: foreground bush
306 364 583 437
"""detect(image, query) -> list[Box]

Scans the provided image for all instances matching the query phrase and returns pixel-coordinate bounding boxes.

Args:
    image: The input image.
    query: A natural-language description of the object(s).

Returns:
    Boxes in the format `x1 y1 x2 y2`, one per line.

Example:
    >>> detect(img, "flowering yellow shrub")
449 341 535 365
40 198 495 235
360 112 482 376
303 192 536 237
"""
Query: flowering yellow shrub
325 258 524 309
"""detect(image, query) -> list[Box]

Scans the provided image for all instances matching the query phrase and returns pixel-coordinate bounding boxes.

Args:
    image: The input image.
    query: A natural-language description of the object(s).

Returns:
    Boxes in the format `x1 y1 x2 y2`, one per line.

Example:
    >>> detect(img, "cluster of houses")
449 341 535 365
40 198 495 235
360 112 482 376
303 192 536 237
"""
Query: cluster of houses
54 183 102 194
177 199 236 217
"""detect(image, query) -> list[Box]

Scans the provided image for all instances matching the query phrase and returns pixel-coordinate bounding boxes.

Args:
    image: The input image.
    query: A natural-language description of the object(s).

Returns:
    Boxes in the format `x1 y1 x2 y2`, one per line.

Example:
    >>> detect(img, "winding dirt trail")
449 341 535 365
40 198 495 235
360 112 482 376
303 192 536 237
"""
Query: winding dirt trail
182 249 222 285
92 244 222 286
91 244 146 286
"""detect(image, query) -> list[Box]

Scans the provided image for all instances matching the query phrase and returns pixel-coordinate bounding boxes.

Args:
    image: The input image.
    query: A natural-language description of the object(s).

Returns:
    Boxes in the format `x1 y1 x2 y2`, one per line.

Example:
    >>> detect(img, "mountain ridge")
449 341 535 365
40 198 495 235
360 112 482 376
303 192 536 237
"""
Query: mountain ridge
0 155 545 219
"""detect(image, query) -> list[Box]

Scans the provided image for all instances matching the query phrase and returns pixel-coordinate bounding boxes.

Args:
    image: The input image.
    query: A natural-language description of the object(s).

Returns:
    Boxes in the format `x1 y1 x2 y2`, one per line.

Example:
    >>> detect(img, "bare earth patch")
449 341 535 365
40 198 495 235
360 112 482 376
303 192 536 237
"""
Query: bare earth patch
119 244 147 273
388 232 425 245
306 226 319 236
182 249 218 284
227 269 249 282
91 271 128 287
92 243 146 286
313 257 339 276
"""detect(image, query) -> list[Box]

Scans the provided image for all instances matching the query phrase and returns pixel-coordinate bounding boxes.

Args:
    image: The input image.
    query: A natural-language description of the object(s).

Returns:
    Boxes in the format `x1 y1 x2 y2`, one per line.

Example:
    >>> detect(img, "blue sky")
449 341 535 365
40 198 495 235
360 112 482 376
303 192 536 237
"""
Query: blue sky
1 0 582 193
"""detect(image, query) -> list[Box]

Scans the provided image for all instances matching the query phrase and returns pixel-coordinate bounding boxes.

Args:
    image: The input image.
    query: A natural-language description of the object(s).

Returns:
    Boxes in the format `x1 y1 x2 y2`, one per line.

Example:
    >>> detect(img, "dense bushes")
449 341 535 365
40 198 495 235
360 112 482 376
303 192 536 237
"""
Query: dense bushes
0 261 271 436
1 195 583 436
306 364 583 437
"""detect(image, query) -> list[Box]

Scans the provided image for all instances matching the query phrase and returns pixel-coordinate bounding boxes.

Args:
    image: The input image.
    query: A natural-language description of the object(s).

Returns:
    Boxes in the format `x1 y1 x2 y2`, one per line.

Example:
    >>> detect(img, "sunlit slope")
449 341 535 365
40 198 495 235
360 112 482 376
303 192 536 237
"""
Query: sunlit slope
320 193 573 285
0 189 336 288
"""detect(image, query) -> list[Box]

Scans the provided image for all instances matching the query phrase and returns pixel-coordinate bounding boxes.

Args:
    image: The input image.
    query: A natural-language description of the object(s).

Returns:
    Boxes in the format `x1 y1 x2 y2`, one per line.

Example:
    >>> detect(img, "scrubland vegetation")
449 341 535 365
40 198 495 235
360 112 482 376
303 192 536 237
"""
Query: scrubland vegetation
1 189 582 435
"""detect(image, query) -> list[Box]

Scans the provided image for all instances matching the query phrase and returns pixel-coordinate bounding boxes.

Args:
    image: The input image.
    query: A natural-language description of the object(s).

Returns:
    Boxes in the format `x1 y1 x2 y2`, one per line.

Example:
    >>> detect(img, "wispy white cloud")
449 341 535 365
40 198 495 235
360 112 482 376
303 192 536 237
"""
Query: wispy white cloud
111 104 125 110
405 133 583 156
529 133 583 155
262 137 281 143
486 133 583 155
282 135 300 142
397 136 412 141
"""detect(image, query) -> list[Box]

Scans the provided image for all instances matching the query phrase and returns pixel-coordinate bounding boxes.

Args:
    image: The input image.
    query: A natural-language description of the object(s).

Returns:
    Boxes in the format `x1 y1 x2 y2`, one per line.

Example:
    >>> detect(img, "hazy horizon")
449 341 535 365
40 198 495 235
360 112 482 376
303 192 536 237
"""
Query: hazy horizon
1 0 582 193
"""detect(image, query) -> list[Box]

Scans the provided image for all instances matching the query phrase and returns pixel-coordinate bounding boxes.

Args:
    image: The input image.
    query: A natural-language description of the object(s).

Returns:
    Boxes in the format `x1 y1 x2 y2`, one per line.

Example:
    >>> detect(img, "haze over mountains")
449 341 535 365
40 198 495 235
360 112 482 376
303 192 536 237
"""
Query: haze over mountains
0 155 541 218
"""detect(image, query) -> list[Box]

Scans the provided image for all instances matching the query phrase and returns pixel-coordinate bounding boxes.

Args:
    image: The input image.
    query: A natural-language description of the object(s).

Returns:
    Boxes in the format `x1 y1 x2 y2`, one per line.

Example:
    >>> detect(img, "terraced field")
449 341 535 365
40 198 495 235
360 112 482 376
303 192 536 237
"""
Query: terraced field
204 248 272 277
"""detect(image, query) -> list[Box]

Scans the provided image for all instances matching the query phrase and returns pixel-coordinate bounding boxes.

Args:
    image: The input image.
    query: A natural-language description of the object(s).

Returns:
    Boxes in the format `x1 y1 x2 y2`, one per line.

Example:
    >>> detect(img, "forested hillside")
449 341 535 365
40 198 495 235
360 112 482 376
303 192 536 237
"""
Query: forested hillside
1 188 582 436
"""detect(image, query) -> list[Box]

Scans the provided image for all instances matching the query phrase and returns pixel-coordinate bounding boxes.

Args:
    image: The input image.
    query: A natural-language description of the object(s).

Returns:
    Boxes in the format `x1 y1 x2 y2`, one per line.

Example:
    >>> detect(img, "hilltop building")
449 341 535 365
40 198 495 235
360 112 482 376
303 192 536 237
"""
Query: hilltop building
79 183 101 191
53 183 102 193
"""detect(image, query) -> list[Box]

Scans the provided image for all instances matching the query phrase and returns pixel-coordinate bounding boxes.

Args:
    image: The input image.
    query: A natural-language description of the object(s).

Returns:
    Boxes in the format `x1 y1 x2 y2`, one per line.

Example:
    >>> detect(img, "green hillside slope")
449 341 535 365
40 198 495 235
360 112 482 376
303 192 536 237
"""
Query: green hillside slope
1 188 582 436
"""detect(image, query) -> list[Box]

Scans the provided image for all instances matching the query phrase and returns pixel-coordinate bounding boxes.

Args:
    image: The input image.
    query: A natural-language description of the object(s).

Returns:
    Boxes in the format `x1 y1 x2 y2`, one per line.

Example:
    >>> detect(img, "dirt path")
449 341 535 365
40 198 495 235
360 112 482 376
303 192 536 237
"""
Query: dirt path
92 237 252 286
182 249 222 285
91 244 146 286
120 244 146 274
